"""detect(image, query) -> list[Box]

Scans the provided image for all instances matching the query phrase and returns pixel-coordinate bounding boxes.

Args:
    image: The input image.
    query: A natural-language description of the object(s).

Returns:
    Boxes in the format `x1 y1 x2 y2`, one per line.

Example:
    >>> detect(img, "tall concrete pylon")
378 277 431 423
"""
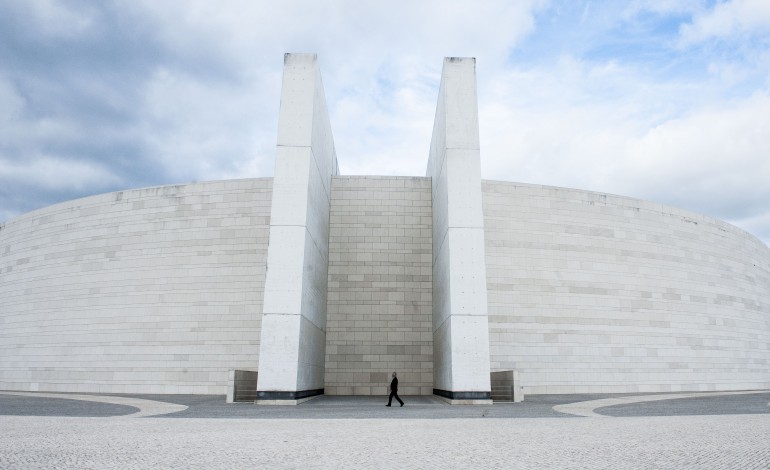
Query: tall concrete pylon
258 54 491 404
256 53 338 403
426 57 493 404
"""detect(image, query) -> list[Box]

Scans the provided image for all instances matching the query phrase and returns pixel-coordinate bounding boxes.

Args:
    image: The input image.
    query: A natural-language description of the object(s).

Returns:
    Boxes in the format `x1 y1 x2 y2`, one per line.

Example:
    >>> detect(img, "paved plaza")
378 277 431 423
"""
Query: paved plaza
1 391 769 469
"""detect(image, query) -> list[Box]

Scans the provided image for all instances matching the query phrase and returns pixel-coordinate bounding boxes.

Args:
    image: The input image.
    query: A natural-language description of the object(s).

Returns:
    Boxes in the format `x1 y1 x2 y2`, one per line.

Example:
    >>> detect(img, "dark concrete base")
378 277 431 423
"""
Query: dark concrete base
256 388 324 405
433 389 493 405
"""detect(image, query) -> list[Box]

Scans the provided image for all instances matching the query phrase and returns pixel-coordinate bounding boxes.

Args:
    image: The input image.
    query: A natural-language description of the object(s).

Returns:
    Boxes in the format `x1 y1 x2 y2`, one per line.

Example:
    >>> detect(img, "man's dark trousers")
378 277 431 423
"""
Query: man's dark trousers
387 377 404 406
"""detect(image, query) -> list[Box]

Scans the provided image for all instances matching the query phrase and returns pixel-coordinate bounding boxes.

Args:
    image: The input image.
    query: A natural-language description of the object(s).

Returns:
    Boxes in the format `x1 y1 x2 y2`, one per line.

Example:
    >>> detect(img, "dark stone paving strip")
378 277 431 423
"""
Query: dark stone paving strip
3 391 768 419
0 395 138 417
597 392 770 417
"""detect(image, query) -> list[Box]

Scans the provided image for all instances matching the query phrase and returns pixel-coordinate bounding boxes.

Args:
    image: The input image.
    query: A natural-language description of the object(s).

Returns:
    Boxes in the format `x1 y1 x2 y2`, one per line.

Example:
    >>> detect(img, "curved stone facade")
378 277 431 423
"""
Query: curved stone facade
0 179 272 394
1 55 768 398
2 177 769 395
482 180 770 394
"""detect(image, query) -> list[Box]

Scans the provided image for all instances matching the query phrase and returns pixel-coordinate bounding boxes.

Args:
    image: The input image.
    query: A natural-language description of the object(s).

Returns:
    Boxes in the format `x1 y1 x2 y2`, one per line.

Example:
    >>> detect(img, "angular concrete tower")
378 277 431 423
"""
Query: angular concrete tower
257 54 492 404
426 57 492 403
256 53 339 403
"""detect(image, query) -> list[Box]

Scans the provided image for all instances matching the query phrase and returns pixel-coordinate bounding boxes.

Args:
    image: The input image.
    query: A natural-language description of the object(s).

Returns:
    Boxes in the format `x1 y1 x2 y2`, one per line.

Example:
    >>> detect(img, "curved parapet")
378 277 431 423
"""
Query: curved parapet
0 179 272 394
482 180 770 394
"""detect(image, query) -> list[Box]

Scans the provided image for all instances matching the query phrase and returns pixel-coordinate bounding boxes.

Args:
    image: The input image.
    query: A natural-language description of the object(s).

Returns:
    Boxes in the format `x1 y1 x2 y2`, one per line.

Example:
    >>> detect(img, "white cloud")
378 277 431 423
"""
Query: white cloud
479 55 770 231
623 92 770 209
624 0 706 17
124 0 770 243
479 56 677 187
2 1 769 246
23 0 95 37
125 0 549 179
0 156 120 192
0 76 25 122
134 0 546 65
139 66 279 182
679 0 770 46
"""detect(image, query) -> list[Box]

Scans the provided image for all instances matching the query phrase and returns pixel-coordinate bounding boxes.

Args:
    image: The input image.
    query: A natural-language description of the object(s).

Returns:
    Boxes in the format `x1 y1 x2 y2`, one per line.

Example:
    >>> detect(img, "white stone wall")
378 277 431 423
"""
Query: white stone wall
482 180 770 394
258 53 339 397
325 176 433 396
0 179 272 394
426 57 492 397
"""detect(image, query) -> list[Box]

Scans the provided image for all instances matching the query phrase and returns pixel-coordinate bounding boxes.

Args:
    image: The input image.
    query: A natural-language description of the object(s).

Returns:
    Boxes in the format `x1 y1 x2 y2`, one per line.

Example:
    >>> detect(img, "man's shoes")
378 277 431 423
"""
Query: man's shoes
386 404 391 407
400 403 404 407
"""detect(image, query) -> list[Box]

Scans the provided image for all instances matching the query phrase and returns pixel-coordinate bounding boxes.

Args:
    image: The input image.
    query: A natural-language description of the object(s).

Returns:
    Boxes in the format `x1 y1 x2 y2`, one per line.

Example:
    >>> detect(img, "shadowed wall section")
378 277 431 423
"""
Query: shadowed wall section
325 176 433 396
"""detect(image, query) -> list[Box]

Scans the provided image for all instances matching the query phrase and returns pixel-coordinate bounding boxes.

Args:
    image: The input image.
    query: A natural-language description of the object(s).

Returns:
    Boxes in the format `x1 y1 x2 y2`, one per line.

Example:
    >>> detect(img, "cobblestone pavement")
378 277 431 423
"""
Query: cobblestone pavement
1 391 769 469
1 414 769 469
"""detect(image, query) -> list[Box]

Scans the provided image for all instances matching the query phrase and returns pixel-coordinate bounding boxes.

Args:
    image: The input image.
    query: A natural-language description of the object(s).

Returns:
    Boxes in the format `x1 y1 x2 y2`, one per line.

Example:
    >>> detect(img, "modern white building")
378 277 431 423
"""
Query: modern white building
1 54 769 403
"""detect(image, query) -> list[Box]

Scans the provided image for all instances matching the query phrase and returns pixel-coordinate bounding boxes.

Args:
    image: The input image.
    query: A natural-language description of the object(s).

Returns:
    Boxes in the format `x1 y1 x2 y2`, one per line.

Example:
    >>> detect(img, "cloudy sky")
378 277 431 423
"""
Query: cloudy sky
1 0 769 245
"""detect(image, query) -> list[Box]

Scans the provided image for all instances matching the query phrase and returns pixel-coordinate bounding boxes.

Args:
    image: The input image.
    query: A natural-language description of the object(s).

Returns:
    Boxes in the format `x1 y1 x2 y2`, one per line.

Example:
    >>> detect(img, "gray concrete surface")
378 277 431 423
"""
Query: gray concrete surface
1 391 769 469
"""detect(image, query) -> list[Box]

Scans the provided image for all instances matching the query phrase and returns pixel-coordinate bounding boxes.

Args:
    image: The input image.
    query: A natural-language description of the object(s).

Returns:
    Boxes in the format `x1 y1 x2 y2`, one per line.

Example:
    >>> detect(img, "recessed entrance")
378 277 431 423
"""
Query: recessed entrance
324 176 433 396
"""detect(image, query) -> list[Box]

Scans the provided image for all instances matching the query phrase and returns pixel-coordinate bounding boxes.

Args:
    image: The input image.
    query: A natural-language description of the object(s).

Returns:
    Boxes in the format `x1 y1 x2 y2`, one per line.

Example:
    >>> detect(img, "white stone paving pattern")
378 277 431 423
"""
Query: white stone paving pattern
2 392 770 468
1 414 768 469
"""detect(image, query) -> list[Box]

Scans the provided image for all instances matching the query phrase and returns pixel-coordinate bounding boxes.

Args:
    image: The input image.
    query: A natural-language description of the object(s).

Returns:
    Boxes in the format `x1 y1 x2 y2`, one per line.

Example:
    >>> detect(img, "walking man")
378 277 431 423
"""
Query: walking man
386 371 404 407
